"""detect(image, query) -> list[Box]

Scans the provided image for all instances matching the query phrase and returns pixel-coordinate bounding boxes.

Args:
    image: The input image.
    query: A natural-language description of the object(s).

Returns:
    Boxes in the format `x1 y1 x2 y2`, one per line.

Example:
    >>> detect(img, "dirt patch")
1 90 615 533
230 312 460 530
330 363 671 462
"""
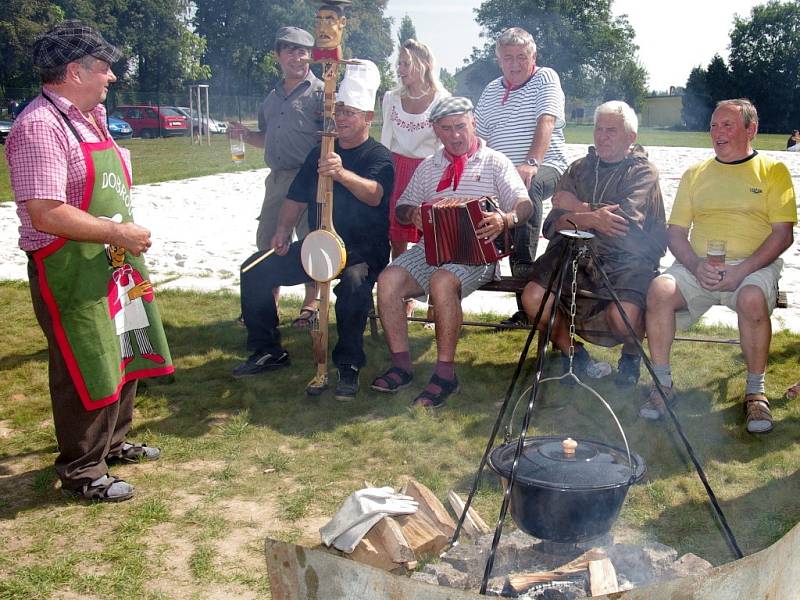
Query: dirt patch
0 453 41 478
0 419 15 438
215 497 277 567
144 522 195 598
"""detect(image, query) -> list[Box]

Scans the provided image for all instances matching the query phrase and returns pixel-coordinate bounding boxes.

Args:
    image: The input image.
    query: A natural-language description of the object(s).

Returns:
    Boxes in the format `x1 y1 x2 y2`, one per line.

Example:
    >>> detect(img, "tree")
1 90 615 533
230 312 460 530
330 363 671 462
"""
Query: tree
440 68 457 93
0 0 64 92
397 14 416 45
728 1 800 132
682 66 712 130
195 0 314 97
469 0 647 107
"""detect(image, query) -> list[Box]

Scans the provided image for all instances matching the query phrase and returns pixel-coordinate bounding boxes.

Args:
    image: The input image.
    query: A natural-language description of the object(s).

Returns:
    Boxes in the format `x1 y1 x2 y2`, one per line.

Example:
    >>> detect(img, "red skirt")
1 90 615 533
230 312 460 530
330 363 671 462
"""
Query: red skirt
389 153 423 243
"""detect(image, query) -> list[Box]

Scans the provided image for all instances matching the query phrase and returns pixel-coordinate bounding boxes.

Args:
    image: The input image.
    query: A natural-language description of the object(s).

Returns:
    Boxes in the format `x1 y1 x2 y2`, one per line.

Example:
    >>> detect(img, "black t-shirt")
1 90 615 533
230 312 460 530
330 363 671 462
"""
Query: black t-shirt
288 137 394 270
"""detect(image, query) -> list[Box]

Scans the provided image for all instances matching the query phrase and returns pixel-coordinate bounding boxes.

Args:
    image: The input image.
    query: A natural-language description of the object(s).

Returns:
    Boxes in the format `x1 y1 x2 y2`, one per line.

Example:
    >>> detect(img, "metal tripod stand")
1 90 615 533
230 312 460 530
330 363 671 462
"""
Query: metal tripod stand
447 228 743 595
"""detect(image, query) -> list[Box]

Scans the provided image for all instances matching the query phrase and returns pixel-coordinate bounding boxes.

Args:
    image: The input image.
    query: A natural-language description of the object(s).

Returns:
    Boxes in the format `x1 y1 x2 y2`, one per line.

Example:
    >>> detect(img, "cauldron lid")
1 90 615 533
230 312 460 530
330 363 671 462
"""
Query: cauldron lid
489 436 646 490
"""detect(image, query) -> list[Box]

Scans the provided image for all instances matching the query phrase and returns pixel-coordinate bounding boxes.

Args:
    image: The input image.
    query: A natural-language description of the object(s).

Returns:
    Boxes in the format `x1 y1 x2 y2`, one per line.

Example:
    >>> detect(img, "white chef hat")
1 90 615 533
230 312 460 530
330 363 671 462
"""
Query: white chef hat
336 60 380 112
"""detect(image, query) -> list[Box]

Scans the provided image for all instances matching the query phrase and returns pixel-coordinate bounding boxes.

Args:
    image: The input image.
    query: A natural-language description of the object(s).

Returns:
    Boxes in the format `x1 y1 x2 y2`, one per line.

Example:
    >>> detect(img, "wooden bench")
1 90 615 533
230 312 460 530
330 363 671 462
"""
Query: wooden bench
368 276 789 345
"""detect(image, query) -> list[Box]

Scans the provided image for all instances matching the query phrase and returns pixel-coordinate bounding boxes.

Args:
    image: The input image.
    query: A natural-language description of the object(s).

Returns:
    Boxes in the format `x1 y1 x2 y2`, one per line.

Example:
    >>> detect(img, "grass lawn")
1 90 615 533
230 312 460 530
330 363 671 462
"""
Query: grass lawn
1 282 799 598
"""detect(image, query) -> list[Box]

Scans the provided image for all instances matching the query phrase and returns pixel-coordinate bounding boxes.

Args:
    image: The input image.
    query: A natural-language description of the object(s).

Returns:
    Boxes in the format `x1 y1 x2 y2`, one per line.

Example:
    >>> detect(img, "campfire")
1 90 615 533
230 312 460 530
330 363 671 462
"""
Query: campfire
412 529 712 598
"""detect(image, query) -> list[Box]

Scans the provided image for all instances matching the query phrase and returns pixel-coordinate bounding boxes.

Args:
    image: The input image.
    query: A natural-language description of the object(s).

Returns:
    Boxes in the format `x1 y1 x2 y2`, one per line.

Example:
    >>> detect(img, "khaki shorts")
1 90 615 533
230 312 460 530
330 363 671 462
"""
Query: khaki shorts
661 259 782 330
255 167 308 251
391 243 495 298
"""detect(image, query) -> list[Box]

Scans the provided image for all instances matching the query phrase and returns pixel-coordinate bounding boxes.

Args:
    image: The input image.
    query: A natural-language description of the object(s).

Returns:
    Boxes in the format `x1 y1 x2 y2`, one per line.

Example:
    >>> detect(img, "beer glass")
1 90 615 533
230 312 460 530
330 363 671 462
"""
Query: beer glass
229 130 245 164
706 239 726 265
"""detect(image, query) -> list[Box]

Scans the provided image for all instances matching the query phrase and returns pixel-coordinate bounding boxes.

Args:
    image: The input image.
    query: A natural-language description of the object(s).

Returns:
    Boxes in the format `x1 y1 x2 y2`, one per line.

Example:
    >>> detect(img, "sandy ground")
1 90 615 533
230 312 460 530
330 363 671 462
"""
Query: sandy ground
2 143 800 332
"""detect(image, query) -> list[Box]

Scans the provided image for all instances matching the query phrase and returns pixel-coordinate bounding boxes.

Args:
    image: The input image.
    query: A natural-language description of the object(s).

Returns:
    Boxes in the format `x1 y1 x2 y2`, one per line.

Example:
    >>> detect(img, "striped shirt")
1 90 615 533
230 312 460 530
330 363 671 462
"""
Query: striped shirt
397 139 529 277
475 67 568 172
6 90 131 252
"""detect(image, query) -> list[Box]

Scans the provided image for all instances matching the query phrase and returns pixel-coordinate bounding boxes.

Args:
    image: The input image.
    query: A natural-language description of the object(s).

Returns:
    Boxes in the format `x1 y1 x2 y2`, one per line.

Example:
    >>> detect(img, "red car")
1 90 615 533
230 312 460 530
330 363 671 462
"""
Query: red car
109 105 188 138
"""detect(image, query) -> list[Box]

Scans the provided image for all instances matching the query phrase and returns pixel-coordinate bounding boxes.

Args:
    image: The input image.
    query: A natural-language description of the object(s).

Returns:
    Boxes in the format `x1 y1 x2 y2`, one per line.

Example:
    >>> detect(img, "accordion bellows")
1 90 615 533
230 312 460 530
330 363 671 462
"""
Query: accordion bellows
421 196 513 266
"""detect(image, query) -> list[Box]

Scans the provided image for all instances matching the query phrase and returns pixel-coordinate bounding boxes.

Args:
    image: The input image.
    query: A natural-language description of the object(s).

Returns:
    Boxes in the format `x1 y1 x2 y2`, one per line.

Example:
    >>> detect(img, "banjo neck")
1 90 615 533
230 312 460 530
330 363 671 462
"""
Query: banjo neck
315 63 338 235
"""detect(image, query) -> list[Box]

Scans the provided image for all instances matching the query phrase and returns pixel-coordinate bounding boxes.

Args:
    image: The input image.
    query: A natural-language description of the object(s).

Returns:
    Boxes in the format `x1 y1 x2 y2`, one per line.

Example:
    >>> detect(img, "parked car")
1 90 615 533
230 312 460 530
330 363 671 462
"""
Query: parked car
174 106 228 134
0 120 11 144
109 105 188 138
107 115 133 140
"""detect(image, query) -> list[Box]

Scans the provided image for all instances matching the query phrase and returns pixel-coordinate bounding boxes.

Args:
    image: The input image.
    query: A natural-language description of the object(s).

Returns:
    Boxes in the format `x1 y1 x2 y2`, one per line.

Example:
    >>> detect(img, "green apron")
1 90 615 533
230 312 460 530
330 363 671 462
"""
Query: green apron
33 102 173 410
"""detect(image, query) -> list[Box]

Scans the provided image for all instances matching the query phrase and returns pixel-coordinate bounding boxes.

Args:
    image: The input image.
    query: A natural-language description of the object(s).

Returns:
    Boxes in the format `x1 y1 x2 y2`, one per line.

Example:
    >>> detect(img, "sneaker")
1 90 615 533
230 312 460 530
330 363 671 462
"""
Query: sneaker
560 350 612 385
614 353 642 387
335 364 359 401
639 384 675 420
232 350 290 378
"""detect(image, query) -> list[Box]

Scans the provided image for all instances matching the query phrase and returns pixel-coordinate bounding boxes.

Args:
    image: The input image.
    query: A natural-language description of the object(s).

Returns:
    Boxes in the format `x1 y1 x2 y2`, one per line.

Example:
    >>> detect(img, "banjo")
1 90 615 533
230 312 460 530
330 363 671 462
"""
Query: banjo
302 0 352 394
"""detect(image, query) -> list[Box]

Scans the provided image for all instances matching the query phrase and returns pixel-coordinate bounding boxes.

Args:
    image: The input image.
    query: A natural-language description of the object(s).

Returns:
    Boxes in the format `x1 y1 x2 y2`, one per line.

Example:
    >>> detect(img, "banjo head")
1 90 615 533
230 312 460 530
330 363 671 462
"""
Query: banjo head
301 230 346 282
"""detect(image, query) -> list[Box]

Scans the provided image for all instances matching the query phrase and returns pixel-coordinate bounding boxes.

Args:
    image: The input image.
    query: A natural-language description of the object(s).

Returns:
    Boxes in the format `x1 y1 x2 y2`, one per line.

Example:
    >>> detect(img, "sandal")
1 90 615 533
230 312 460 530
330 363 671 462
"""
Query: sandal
63 475 135 503
411 374 459 409
291 306 318 329
745 394 773 433
639 384 675 420
106 442 162 465
785 382 800 400
370 366 413 393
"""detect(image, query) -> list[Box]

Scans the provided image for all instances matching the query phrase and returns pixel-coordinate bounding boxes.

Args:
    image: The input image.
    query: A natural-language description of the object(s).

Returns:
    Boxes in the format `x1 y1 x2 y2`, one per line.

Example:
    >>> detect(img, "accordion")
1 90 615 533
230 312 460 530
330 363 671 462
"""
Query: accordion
421 196 513 266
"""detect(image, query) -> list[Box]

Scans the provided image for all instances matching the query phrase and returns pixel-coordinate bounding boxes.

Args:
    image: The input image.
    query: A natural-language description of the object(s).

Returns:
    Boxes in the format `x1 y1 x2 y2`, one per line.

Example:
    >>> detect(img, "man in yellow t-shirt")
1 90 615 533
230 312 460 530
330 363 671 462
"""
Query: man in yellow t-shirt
643 99 796 433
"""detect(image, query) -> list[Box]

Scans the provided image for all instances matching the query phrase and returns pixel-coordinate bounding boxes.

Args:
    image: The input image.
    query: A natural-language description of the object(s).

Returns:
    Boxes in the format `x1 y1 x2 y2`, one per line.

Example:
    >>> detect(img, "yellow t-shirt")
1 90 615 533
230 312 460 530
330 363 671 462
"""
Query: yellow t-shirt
669 153 797 259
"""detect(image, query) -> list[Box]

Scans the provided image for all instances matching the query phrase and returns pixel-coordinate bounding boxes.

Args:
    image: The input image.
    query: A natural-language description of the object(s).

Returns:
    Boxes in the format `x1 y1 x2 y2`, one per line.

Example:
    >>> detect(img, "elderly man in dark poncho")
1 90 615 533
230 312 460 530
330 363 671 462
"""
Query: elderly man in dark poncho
521 100 667 386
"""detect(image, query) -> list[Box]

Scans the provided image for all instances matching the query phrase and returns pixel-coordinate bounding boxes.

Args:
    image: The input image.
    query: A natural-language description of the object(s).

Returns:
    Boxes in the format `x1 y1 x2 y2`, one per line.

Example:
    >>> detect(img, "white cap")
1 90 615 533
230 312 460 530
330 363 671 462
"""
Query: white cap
336 60 380 112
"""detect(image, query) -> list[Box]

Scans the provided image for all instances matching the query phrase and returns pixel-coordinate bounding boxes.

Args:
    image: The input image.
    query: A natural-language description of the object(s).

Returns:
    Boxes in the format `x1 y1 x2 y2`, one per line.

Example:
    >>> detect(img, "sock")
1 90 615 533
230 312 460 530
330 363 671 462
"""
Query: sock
391 351 412 374
569 344 590 365
652 364 672 389
433 360 455 381
745 372 766 395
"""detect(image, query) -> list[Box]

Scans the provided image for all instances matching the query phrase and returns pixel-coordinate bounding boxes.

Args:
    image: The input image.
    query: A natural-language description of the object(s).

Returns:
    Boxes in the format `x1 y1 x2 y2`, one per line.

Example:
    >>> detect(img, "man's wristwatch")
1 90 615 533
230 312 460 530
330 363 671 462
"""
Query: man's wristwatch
525 157 539 167
506 212 519 228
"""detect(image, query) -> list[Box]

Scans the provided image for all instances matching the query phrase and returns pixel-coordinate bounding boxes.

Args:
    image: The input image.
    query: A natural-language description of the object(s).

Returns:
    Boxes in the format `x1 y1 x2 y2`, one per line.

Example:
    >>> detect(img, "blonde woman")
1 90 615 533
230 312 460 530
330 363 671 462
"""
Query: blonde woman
381 39 449 317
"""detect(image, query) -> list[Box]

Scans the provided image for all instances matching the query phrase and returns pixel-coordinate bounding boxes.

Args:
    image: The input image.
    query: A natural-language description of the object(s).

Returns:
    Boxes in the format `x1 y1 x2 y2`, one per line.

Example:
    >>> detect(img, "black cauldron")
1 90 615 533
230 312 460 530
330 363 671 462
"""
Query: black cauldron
488 436 646 543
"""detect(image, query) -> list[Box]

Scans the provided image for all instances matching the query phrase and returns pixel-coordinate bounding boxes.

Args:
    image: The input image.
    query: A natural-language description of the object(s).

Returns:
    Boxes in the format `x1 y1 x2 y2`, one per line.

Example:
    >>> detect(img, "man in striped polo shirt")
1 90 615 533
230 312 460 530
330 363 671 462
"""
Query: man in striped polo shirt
371 97 532 408
475 27 569 327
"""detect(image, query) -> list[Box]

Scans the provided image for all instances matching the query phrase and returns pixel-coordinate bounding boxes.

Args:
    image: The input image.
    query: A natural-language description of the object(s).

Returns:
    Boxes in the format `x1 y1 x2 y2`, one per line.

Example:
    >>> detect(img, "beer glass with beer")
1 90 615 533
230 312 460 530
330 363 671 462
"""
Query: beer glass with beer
707 239 726 265
229 129 245 164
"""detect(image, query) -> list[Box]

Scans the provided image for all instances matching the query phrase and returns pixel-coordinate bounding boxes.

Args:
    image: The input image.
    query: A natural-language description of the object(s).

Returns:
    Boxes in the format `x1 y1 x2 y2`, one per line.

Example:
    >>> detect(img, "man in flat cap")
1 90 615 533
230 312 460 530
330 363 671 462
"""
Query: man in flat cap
372 97 532 408
235 60 394 402
5 20 174 502
232 26 322 328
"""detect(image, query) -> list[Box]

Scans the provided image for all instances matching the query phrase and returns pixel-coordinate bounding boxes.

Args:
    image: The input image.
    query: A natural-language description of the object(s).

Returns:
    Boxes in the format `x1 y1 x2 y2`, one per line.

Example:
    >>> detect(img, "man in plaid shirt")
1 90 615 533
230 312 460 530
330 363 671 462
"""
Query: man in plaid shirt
6 21 172 502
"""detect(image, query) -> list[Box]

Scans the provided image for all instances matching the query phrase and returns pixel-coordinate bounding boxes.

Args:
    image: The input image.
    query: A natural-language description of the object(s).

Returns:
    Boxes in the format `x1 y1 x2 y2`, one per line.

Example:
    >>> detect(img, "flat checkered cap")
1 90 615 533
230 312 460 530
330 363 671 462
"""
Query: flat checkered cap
429 96 474 122
33 20 123 68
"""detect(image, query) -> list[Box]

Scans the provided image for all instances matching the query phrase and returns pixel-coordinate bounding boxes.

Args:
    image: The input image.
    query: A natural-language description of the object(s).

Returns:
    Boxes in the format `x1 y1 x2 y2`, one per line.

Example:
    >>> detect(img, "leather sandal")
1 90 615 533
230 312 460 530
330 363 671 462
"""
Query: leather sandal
639 384 675 420
291 306 318 329
411 374 459 409
107 442 161 465
370 366 413 393
63 475 135 503
745 393 773 433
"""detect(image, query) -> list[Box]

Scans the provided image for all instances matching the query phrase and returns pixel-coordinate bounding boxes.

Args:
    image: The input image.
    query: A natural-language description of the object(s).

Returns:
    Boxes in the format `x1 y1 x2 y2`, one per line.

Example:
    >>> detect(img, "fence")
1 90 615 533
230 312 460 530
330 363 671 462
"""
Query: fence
0 87 265 123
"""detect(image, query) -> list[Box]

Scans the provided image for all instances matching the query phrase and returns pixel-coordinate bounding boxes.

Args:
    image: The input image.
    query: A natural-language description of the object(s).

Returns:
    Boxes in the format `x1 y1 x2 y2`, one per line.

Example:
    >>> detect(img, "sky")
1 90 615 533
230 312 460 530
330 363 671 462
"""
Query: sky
384 0 764 92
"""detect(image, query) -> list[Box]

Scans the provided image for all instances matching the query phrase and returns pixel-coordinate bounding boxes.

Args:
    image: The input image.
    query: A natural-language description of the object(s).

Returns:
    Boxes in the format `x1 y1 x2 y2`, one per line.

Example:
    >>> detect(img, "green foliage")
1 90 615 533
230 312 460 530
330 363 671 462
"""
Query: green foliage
682 55 736 131
729 0 800 133
440 68 457 94
397 14 417 46
194 0 315 97
0 0 64 90
682 66 713 131
469 0 647 107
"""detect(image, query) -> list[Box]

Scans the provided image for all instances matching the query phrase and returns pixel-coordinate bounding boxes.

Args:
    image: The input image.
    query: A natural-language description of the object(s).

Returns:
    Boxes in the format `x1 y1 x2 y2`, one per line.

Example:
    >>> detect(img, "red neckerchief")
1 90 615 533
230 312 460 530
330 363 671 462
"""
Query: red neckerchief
436 137 479 192
501 66 537 105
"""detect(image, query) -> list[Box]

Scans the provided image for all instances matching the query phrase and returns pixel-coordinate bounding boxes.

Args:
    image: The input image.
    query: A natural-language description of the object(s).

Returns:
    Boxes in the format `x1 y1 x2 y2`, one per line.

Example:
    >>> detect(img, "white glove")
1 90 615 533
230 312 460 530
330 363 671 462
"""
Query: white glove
320 487 419 553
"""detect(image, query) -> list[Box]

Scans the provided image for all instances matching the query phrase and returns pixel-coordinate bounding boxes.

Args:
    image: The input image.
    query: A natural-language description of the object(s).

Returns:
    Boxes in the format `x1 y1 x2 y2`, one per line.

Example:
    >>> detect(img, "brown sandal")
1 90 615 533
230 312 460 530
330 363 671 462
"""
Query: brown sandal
291 306 318 329
745 394 773 433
